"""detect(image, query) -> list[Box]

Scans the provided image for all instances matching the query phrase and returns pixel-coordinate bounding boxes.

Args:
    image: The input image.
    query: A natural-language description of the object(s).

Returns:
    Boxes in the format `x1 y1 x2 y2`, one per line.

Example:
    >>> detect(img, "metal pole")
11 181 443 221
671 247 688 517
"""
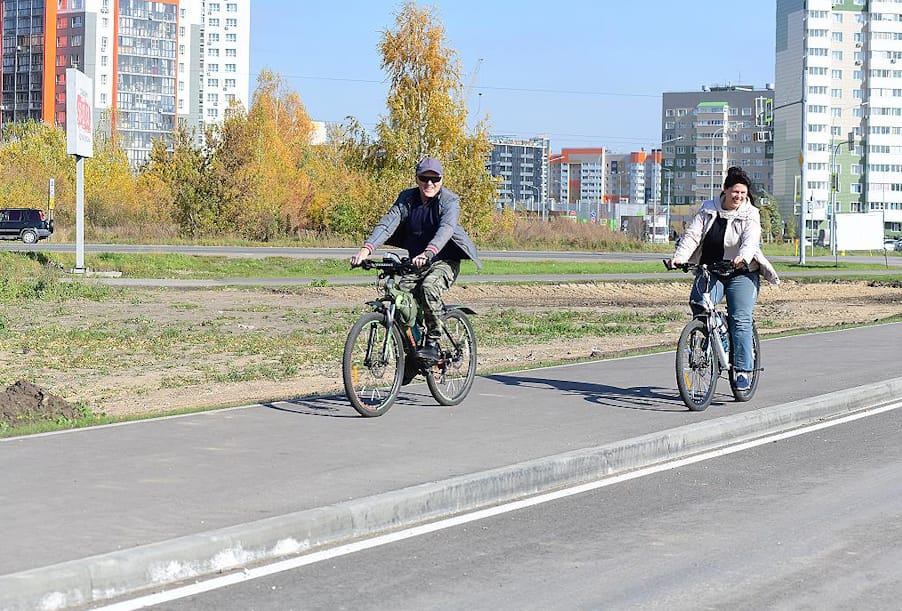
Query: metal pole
830 141 841 257
75 155 86 272
709 127 724 201
799 9 809 266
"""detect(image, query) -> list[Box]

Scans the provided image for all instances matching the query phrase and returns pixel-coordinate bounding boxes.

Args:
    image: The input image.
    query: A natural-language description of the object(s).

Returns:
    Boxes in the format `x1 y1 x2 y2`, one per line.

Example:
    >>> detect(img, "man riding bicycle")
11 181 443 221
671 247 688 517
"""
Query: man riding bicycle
350 157 482 362
668 166 779 391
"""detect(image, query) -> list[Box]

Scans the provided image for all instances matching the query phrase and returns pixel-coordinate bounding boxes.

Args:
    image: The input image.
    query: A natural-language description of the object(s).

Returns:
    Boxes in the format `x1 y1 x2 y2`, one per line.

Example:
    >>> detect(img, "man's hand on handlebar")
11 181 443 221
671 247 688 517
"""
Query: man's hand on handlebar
412 250 434 268
350 247 371 267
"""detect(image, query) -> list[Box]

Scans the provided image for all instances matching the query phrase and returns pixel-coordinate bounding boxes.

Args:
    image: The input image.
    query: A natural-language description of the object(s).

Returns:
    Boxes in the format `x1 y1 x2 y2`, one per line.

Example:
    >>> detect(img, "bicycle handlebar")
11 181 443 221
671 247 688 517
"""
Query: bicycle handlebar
352 256 419 276
662 259 749 276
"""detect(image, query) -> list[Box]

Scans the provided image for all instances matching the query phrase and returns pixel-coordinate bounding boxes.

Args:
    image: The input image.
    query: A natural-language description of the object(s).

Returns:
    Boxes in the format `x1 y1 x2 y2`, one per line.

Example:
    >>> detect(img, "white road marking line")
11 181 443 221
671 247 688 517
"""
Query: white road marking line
96 399 902 610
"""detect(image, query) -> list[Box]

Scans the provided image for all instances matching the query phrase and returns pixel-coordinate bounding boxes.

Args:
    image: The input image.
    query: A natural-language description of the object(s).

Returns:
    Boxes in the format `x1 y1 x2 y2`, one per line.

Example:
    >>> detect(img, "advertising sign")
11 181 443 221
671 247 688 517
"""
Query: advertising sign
66 68 94 158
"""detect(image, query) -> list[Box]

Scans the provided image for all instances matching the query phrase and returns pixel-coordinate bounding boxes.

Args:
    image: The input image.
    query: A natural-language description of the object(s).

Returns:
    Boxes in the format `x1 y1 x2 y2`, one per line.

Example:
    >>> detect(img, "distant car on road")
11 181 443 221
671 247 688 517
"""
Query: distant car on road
0 208 53 244
884 238 899 252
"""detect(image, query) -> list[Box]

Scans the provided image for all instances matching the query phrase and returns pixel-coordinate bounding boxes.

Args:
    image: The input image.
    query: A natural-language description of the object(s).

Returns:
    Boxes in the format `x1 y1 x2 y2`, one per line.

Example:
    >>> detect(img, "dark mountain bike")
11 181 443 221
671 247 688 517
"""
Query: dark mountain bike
664 259 762 411
343 252 477 417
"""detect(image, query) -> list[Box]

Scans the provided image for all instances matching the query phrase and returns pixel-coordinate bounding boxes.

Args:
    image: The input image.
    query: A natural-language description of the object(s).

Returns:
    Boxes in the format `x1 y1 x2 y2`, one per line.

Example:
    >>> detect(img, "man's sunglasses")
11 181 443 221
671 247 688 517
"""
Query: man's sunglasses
417 175 442 184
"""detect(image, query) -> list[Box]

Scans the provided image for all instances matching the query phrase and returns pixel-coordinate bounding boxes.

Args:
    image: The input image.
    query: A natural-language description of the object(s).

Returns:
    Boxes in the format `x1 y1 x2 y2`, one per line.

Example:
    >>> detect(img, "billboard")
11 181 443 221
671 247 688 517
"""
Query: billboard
66 68 94 158
835 213 884 251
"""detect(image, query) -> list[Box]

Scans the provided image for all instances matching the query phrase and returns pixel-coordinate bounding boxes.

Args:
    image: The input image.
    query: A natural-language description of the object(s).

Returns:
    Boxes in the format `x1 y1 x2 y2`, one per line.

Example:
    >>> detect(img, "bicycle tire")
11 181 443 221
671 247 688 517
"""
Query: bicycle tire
675 318 719 411
730 323 761 402
342 312 405 417
425 309 477 406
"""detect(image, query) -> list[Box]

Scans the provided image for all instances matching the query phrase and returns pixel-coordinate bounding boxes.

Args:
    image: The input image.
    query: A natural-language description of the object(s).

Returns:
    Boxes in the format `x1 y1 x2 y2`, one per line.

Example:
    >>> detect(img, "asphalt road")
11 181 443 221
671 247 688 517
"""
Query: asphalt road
157 406 902 610
3 241 902 267
2 323 901 611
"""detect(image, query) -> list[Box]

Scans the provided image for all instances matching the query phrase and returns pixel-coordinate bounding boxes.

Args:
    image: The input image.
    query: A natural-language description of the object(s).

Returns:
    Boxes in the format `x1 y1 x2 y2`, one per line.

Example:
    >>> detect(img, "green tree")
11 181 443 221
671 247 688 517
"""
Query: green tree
143 128 216 238
754 188 783 242
375 1 495 235
0 121 70 220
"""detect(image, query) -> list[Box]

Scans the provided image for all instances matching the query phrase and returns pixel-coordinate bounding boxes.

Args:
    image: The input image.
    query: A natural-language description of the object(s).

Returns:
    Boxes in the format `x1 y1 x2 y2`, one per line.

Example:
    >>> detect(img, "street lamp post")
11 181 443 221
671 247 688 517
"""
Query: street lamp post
709 126 726 200
656 136 683 243
525 184 542 220
828 103 867 257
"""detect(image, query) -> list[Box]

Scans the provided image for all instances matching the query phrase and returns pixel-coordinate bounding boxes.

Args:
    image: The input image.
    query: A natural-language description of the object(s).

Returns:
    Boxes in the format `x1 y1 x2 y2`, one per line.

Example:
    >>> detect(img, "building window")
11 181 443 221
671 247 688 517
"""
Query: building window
226 33 237 42
832 50 843 61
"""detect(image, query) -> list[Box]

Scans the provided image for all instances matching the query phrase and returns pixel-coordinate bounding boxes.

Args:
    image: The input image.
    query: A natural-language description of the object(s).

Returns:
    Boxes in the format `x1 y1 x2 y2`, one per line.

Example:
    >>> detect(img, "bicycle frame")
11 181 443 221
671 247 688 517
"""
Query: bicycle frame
690 265 732 371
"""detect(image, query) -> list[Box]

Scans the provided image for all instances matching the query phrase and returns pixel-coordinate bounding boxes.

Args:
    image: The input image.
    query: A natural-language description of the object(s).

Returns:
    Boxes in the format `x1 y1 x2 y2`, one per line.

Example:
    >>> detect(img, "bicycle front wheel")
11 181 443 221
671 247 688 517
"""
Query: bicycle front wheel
675 318 719 411
425 309 477 406
730 323 761 402
342 312 405 417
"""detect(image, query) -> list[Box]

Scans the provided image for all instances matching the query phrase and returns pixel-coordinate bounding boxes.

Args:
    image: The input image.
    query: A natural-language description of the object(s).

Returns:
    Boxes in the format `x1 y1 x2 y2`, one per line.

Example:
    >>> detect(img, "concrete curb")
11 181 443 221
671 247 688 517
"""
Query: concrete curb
3 376 902 610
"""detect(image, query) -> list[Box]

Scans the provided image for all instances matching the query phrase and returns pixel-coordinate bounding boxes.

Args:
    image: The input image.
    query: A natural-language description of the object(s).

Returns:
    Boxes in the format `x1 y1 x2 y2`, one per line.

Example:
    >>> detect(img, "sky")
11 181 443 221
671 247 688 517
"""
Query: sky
250 0 777 154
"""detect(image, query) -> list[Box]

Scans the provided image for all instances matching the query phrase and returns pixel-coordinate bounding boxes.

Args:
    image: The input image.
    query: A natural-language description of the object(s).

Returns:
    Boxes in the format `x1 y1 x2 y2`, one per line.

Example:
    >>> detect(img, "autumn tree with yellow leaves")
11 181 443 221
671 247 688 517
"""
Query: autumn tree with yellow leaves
376 2 495 235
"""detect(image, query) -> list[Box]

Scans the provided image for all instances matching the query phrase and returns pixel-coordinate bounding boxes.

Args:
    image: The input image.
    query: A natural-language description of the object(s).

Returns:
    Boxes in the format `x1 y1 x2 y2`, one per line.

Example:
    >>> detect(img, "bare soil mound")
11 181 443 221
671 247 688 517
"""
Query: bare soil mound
0 380 81 428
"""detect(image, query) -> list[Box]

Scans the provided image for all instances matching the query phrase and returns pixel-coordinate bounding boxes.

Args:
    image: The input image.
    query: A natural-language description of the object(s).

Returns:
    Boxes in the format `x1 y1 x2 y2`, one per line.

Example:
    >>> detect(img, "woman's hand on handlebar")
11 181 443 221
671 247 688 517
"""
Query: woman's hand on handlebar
731 256 749 272
350 247 371 267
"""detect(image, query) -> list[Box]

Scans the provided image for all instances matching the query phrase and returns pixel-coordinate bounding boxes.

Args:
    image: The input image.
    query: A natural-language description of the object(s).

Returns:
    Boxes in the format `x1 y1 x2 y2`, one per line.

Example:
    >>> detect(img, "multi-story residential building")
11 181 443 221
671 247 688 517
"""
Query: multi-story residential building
602 150 663 236
548 148 606 213
1 0 57 125
662 84 775 232
774 0 902 239
1 0 250 166
488 135 549 212
183 0 250 139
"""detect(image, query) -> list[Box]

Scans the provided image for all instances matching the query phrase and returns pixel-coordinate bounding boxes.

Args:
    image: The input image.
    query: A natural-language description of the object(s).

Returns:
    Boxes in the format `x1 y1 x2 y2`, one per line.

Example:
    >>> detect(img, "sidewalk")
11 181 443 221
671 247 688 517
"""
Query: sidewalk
2 322 901 609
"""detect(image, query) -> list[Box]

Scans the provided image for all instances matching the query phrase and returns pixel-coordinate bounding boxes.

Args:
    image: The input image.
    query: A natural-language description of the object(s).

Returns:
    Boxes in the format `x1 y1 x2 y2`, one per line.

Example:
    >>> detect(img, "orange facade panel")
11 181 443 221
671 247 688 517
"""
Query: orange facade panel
42 1 59 123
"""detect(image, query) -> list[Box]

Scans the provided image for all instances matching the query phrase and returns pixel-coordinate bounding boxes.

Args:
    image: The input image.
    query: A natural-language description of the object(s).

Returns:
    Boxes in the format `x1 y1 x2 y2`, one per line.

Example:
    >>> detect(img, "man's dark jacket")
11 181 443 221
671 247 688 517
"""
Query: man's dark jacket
363 187 482 269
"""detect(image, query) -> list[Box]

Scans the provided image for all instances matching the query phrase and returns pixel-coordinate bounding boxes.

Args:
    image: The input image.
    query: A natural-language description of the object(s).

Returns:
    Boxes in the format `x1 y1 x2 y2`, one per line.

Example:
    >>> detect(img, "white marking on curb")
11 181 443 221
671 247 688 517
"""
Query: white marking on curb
96 399 902 610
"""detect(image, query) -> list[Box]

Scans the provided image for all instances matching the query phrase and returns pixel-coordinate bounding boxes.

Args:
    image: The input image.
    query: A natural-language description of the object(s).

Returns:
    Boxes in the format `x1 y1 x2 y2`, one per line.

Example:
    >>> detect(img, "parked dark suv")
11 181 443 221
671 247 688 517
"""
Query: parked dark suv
0 208 54 244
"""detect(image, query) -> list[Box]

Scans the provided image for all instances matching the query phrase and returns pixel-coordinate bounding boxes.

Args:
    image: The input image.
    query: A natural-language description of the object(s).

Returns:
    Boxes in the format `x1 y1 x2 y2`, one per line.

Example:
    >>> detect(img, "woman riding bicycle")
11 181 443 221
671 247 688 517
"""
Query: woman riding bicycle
668 166 779 391
350 157 482 363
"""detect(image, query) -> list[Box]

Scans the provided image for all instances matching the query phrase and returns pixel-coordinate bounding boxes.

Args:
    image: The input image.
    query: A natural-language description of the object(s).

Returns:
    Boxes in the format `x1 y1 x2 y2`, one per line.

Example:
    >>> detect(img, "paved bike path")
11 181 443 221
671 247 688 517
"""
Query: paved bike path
2 322 901 608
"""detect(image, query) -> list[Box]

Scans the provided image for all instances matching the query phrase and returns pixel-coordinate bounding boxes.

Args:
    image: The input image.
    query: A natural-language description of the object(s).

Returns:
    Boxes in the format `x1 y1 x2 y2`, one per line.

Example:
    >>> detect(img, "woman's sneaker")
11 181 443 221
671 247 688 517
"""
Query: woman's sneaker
735 371 751 391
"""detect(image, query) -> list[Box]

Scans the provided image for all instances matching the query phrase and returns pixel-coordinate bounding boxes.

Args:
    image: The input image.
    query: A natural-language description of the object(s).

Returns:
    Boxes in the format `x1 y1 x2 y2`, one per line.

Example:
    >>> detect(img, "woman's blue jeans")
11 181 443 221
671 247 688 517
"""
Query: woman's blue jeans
689 270 760 372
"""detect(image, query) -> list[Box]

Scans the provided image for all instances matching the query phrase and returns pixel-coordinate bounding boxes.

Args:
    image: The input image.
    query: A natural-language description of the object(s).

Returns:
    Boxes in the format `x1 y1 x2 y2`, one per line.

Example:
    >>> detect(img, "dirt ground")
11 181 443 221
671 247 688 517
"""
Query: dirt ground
1 278 901 428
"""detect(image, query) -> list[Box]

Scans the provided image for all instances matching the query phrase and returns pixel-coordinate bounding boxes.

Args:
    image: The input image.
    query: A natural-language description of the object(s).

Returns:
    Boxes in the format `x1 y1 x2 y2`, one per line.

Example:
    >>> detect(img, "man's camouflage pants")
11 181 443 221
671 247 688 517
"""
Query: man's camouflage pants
398 259 460 342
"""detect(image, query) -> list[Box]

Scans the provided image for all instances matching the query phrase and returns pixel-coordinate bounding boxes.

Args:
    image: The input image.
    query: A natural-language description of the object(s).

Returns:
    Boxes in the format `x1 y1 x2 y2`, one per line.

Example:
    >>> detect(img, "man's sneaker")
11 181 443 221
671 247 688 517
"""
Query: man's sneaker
416 340 441 363
735 371 751 391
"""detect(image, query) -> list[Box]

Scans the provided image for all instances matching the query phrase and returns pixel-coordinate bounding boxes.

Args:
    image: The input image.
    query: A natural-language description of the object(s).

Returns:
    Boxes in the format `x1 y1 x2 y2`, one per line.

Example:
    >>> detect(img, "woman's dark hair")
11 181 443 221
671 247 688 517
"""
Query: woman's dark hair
722 166 755 205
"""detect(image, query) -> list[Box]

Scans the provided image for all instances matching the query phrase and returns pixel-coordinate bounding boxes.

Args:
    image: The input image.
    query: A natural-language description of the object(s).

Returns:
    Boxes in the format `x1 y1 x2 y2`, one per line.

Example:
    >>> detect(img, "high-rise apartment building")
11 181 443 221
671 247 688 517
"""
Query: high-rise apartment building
1 0 57 125
1 0 251 166
488 135 549 211
182 0 250 139
662 85 775 208
548 148 606 208
774 0 901 237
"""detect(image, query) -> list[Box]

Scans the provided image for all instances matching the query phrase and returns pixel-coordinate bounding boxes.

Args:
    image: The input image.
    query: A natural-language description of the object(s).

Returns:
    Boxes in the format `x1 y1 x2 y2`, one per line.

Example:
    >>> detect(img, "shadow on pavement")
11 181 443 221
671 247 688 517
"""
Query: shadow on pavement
483 372 733 412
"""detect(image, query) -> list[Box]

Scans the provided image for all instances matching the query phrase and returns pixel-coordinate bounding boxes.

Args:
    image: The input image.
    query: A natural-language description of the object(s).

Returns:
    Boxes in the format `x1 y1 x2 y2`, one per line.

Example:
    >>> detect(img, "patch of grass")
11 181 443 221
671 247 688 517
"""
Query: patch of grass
474 308 685 347
0 252 116 302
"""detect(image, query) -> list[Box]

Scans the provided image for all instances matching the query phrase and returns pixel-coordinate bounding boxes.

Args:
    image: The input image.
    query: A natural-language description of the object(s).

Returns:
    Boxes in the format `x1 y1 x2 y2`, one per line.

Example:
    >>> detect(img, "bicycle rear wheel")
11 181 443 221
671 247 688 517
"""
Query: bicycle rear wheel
342 312 405 417
730 323 761 402
675 318 719 411
425 309 477 406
